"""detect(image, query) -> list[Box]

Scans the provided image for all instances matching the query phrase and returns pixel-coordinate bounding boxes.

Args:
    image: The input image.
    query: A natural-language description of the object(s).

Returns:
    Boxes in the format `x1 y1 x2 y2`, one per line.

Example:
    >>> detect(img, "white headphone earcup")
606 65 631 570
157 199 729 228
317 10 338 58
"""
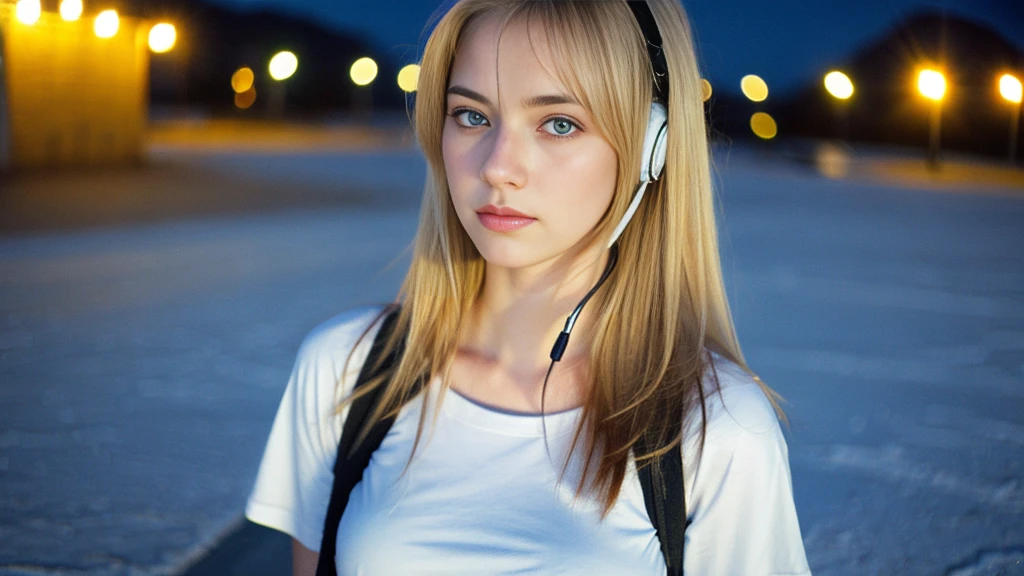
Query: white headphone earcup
640 101 668 182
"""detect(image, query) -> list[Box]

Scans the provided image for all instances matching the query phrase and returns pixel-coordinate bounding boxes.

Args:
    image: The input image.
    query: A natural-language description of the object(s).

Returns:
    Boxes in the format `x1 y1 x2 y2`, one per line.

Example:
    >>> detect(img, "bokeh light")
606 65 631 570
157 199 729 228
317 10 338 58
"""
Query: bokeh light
740 74 768 102
231 67 255 94
824 71 854 100
15 0 42 25
999 74 1023 104
350 57 378 86
269 51 298 81
59 0 83 21
235 87 257 109
701 78 712 102
917 69 946 102
397 64 420 92
94 9 119 38
750 112 778 139
148 23 176 53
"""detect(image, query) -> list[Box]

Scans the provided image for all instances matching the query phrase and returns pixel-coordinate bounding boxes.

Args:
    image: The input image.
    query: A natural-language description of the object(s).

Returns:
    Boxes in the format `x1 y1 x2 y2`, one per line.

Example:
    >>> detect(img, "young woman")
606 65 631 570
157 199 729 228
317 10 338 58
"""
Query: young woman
246 1 811 574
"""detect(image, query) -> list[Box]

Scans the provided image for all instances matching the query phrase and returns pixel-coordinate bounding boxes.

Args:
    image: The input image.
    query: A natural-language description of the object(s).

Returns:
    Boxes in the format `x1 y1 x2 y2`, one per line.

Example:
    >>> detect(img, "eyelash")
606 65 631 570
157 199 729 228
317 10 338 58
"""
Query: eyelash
447 107 583 141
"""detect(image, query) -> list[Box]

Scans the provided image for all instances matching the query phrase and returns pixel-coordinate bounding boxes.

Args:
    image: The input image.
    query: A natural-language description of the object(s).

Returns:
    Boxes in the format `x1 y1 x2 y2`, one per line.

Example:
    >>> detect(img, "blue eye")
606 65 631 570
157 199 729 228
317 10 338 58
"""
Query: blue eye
544 117 579 138
451 109 489 128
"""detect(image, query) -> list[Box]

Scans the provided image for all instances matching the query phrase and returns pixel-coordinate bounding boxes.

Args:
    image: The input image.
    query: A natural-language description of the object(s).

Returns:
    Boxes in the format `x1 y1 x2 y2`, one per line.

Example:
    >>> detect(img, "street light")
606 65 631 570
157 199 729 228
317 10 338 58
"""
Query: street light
350 57 378 86
268 51 297 115
740 74 768 102
94 9 119 38
998 73 1022 164
269 51 298 81
60 0 82 21
15 0 41 25
824 70 854 141
700 79 712 103
750 112 778 140
917 68 946 170
148 23 176 53
397 64 420 93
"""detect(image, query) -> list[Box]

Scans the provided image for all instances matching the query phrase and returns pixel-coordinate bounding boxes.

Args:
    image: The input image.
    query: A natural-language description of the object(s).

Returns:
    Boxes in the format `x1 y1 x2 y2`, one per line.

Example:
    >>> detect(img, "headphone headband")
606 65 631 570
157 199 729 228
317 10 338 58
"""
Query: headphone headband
627 1 669 103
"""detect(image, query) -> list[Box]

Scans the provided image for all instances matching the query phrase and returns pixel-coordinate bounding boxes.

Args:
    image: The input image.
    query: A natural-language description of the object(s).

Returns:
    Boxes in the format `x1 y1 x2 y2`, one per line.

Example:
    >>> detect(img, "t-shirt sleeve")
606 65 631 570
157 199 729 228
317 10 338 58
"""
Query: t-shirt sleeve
682 364 812 575
244 306 385 552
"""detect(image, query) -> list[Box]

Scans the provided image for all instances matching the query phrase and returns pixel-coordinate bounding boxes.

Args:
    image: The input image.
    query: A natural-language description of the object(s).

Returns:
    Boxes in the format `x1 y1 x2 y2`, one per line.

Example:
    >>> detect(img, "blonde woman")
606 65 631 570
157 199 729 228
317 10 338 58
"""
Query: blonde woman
246 1 811 574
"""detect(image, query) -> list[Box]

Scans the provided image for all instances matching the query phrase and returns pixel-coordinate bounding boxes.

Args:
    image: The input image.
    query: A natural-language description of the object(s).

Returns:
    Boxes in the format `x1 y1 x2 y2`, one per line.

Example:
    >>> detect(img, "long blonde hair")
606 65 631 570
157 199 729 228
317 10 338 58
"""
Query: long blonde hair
342 0 784 515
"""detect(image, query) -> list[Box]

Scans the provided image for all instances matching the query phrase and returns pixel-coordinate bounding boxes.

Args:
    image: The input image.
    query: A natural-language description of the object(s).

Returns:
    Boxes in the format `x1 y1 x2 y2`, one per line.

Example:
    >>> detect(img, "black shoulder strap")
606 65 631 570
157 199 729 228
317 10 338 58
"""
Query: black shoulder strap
636 435 688 576
315 307 403 576
313 306 688 575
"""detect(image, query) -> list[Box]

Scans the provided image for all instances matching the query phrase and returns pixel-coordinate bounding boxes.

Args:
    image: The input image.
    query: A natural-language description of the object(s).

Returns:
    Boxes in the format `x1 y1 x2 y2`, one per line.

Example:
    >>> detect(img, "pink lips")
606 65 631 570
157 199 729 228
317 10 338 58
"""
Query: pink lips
476 204 536 232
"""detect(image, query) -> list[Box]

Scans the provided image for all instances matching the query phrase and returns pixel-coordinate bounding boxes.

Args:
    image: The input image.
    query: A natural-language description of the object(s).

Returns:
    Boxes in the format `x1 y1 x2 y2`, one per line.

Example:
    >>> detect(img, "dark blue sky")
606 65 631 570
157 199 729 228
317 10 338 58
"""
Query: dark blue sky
210 0 1023 96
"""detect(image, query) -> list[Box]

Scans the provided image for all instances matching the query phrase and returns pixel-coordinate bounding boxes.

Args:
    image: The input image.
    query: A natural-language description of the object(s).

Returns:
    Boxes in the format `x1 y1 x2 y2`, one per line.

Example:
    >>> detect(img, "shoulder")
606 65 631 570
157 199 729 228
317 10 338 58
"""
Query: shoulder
693 351 781 444
293 305 390 385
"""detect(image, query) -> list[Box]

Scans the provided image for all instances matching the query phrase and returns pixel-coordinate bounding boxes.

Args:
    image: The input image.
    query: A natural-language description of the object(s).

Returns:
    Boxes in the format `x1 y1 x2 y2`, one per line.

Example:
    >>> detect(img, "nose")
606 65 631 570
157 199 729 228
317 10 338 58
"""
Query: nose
480 123 527 191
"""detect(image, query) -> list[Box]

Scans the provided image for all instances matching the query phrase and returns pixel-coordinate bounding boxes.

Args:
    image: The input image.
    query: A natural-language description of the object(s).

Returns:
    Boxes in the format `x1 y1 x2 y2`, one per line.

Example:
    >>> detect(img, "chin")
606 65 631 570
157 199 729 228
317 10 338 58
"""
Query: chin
470 234 549 270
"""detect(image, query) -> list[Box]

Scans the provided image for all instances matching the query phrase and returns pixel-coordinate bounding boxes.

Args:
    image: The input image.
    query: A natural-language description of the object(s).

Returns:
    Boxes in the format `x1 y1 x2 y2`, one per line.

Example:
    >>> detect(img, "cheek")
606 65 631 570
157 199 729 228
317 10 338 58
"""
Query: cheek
545 142 618 232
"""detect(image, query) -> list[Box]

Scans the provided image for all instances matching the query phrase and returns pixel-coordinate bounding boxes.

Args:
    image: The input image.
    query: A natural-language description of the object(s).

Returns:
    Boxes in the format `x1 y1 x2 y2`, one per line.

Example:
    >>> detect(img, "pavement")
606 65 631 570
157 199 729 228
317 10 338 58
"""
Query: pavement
0 120 1023 575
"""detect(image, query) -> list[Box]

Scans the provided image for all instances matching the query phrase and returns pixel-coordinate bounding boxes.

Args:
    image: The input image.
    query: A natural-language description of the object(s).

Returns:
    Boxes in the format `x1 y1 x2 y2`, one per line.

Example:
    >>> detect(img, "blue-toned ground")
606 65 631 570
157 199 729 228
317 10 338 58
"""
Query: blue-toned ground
0 131 1022 575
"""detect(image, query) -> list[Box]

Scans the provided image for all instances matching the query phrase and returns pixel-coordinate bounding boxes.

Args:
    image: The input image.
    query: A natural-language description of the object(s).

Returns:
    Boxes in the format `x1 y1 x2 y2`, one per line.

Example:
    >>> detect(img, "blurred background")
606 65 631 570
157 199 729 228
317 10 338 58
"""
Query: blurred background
0 0 1022 574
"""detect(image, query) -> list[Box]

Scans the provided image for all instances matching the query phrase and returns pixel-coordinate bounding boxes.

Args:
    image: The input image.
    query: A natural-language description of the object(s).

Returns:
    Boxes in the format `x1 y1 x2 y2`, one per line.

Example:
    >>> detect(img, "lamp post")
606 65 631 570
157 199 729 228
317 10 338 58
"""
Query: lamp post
268 51 298 116
917 68 946 171
823 70 853 141
350 57 378 121
999 73 1022 165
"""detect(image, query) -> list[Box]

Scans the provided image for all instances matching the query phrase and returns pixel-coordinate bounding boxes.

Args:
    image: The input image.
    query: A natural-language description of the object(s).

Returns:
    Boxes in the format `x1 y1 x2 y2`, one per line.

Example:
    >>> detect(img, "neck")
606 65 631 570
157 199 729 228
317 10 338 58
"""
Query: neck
460 241 611 380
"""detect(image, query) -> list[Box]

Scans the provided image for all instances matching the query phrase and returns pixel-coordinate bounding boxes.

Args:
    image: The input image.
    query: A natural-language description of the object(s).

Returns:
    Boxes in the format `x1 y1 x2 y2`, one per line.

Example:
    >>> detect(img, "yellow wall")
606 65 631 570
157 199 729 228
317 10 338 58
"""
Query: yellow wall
0 4 148 171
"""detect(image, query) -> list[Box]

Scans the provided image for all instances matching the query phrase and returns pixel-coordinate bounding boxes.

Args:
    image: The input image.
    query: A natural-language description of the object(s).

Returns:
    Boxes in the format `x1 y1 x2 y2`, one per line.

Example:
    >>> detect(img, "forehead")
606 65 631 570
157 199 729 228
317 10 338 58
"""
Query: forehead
448 13 570 104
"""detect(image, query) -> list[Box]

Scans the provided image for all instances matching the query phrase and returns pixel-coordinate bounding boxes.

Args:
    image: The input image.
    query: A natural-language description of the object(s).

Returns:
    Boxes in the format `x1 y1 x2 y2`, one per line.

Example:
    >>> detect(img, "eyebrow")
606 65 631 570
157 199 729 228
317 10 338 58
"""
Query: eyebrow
446 85 580 109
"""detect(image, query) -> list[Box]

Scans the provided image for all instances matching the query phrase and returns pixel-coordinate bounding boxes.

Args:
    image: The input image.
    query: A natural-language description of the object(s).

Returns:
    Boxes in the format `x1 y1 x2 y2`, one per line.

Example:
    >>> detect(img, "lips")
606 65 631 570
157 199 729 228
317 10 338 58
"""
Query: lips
476 204 536 232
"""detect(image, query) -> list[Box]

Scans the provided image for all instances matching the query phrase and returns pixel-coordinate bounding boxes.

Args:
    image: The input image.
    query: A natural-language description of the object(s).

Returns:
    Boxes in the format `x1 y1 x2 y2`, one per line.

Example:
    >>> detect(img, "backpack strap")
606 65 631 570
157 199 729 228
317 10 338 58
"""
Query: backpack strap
315 307 403 576
636 434 688 576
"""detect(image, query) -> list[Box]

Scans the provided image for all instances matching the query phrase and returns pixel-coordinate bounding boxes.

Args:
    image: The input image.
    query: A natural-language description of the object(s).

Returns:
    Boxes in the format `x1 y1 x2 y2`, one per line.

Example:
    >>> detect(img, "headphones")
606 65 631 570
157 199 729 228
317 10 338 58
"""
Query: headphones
549 0 670 363
607 1 669 248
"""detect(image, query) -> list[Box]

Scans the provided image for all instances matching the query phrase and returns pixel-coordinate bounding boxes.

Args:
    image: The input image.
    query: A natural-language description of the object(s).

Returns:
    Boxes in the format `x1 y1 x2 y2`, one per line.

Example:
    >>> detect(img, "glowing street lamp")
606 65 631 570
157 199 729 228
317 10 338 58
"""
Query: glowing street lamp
700 78 712 103
148 23 176 53
350 57 378 86
824 70 854 141
269 51 298 81
15 0 41 25
94 9 119 38
60 0 83 21
267 51 297 115
397 64 420 93
740 74 768 102
999 73 1022 164
917 68 946 170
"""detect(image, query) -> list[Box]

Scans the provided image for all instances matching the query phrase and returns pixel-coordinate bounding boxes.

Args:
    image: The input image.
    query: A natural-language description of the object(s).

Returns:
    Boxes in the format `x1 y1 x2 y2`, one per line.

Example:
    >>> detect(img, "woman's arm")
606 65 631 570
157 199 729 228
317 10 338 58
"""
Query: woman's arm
292 539 319 576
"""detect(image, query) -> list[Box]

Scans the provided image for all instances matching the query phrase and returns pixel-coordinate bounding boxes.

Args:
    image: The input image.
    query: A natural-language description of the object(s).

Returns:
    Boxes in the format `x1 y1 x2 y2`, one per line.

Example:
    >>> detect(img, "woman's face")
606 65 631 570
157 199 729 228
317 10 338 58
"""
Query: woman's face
442 14 619 271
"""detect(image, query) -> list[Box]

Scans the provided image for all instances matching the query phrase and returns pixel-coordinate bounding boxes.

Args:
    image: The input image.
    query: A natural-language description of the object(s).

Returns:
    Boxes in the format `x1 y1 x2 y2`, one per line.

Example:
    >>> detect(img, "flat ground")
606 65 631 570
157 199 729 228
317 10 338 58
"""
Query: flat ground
0 121 1022 575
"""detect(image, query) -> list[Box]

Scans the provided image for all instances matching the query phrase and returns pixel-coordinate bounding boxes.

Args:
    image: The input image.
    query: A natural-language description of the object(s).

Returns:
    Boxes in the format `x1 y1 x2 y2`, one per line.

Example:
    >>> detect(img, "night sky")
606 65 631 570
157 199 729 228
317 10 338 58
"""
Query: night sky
208 0 1023 96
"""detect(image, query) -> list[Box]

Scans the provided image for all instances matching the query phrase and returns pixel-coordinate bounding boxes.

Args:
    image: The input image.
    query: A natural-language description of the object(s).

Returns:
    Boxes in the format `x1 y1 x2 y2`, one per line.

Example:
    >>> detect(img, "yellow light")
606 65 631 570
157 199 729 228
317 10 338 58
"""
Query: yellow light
269 51 298 81
740 74 768 102
917 69 946 101
999 74 1023 104
397 64 420 92
350 57 378 86
94 9 119 38
16 0 41 25
60 0 83 21
235 87 257 110
824 71 854 100
750 112 778 140
701 78 712 102
149 23 176 53
231 67 255 94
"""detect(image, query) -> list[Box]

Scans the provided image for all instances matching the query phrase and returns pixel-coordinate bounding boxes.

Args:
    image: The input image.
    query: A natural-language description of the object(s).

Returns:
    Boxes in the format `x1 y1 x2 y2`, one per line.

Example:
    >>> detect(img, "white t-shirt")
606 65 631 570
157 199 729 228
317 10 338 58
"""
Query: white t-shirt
245 306 811 575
